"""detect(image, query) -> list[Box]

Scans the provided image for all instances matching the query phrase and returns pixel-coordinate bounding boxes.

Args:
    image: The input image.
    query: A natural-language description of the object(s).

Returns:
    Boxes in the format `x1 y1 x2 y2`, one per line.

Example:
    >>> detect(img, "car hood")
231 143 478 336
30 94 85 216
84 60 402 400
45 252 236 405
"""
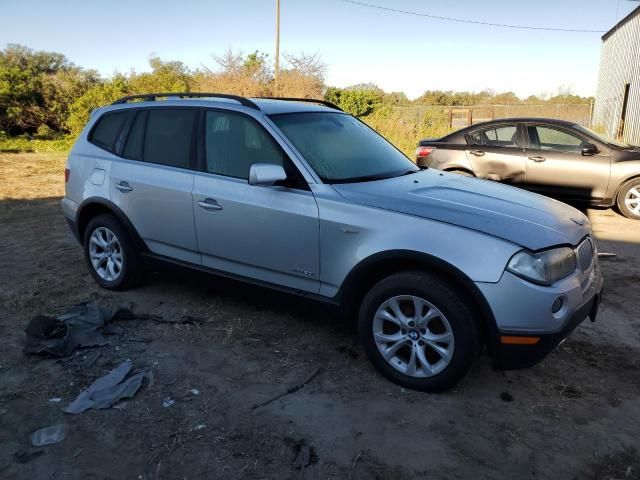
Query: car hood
332 170 590 251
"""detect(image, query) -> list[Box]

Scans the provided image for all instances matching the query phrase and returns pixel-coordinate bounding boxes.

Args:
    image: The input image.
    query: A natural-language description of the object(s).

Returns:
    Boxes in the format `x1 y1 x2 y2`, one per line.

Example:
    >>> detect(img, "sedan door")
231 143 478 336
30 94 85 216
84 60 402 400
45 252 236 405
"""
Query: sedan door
110 108 200 264
464 123 526 184
192 109 320 293
523 123 611 202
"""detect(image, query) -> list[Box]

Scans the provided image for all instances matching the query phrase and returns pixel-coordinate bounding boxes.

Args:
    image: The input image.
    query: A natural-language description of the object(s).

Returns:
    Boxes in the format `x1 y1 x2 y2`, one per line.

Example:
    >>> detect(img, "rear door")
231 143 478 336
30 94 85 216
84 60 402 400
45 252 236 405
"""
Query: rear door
192 109 320 293
109 108 200 264
523 123 611 202
464 123 526 184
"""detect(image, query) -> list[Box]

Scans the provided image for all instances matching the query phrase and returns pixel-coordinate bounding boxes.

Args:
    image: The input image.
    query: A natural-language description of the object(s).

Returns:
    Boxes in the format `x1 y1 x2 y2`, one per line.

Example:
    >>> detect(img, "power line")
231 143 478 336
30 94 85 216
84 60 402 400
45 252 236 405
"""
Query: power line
340 0 607 33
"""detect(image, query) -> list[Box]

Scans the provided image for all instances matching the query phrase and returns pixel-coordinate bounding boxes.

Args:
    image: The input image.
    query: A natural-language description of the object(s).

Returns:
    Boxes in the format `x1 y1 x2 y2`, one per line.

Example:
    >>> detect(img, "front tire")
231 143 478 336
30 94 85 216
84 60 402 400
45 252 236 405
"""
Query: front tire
358 271 479 392
83 214 141 290
616 178 640 220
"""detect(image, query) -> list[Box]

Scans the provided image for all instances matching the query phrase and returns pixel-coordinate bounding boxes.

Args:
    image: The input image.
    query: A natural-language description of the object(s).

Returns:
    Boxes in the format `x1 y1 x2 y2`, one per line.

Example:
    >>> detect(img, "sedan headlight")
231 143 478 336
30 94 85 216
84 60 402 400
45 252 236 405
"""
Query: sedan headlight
507 247 577 285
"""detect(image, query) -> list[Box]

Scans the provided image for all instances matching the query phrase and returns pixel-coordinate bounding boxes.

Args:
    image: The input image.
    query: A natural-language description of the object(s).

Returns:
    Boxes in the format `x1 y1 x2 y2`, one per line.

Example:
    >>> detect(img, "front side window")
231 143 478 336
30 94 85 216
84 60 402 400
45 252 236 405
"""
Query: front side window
528 126 584 153
89 111 129 152
204 110 286 179
468 125 519 147
143 109 196 169
269 112 418 183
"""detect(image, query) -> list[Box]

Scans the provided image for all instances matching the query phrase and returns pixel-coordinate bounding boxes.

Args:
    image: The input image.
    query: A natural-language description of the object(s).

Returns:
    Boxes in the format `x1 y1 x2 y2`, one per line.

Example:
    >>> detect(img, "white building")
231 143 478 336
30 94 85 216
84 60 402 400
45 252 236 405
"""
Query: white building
593 5 640 145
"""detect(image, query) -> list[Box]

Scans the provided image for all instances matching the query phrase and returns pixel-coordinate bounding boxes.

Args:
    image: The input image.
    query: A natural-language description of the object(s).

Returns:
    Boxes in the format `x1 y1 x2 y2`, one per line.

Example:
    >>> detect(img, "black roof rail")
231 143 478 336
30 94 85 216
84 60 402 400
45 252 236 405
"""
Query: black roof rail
256 97 343 112
111 92 260 110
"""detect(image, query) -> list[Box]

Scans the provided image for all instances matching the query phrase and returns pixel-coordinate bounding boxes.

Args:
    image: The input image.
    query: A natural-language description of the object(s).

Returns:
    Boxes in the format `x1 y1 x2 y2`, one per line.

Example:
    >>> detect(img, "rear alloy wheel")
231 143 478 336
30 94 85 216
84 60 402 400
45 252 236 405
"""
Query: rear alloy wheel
359 271 479 392
616 179 640 220
83 214 141 290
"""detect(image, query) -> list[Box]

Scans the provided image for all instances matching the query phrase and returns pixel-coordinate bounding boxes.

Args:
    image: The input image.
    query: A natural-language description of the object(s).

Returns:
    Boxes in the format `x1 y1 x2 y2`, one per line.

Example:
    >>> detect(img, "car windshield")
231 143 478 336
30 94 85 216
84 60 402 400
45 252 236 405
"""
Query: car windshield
574 125 633 149
269 112 419 183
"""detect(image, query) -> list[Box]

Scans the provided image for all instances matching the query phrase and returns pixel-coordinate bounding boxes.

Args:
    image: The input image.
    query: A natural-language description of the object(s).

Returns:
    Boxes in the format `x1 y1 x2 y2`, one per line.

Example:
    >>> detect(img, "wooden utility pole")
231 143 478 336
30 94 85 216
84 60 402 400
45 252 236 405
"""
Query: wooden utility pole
274 0 280 96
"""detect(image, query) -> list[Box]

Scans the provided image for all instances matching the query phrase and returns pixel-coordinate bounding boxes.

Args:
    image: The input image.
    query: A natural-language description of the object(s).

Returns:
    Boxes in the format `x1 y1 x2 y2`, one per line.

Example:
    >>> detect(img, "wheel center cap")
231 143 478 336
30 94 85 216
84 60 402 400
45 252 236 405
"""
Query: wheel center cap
408 330 419 341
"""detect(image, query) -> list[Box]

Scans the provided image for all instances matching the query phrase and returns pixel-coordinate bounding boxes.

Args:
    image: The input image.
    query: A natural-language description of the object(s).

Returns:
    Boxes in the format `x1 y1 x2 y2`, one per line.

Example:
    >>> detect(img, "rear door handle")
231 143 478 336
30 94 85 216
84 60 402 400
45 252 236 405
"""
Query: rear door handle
528 156 546 163
470 150 485 157
198 198 223 212
115 181 133 193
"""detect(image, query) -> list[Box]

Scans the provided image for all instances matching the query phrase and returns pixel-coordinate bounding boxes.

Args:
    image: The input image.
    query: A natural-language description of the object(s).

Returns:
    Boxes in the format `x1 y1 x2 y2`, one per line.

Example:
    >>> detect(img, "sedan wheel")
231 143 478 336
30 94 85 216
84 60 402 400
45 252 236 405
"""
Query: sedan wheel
624 186 640 216
373 295 455 378
617 179 640 220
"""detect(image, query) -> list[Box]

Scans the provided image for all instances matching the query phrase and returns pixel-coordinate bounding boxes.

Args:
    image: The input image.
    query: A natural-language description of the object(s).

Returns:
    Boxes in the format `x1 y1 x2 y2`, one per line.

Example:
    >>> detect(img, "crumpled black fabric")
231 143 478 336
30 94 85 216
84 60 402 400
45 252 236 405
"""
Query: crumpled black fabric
63 361 144 414
24 301 134 357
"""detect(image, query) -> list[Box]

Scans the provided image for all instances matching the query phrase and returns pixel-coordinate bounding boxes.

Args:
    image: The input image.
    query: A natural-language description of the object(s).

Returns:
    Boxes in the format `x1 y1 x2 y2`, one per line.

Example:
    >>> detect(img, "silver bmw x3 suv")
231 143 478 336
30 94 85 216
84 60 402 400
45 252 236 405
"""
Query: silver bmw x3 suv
62 93 604 392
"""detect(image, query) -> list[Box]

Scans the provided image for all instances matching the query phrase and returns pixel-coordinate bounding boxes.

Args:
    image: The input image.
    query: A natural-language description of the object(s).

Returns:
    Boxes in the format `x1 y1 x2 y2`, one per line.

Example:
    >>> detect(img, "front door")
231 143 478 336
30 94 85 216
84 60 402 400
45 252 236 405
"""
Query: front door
193 109 320 293
523 124 611 202
464 123 526 184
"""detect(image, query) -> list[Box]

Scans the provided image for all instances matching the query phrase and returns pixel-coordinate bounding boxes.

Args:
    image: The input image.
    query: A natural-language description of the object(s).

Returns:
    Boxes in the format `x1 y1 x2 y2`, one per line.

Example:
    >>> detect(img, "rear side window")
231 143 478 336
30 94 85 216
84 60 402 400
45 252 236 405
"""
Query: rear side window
143 109 196 169
468 125 519 147
122 110 147 160
89 111 128 152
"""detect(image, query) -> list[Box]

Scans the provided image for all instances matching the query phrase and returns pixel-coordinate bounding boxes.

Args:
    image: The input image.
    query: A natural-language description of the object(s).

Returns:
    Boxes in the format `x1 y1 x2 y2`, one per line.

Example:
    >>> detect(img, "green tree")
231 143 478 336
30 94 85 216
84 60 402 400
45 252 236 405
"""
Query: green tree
66 76 129 135
325 87 382 117
0 44 98 135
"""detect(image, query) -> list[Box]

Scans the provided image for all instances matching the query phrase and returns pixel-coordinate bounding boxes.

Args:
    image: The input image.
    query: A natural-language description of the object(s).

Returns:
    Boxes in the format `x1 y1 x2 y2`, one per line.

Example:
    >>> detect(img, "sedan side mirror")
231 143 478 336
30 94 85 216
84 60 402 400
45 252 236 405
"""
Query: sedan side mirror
582 143 598 156
248 163 287 186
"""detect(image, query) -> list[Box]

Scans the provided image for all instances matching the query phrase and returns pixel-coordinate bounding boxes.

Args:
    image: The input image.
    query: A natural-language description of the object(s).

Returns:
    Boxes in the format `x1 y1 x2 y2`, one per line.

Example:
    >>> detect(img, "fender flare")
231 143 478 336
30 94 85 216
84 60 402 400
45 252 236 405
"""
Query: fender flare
335 249 500 354
76 197 148 252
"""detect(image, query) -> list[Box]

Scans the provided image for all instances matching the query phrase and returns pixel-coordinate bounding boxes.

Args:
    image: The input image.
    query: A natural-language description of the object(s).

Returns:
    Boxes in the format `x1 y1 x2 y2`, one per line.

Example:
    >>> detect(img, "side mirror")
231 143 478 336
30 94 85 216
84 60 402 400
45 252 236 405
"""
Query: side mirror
248 163 287 186
582 143 598 156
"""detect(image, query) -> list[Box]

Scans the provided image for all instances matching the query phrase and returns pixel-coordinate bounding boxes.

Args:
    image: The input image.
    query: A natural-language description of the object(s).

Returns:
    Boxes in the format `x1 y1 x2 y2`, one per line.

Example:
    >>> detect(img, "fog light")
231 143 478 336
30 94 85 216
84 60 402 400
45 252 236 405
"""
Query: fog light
552 297 563 314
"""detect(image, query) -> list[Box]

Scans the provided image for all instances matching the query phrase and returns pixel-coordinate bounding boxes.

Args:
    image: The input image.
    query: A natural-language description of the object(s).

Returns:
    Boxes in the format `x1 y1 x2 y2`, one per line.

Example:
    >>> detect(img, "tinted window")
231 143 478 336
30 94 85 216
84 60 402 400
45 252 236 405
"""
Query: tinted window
270 112 417 183
144 109 195 169
205 110 286 179
122 110 147 160
528 126 584 153
468 125 518 147
89 111 128 152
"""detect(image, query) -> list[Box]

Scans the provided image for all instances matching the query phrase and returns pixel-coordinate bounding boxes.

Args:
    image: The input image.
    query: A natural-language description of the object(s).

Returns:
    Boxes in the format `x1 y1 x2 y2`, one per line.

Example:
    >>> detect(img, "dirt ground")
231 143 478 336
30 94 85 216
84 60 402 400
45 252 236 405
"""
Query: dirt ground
1 153 639 480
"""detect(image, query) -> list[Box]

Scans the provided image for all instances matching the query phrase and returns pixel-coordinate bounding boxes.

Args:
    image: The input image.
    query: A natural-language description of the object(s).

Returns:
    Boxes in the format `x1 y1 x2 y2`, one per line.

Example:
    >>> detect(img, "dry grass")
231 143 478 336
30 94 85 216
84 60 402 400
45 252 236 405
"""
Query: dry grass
0 152 67 199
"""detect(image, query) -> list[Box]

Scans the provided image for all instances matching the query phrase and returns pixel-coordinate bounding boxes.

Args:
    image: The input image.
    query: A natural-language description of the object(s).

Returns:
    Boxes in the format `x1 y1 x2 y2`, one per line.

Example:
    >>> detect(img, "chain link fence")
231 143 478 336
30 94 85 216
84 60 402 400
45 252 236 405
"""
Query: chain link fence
393 104 593 130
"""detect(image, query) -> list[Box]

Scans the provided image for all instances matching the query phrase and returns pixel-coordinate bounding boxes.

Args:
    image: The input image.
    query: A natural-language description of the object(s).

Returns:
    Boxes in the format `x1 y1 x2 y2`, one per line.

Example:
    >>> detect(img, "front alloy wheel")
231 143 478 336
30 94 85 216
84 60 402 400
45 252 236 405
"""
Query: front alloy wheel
359 271 479 392
373 295 455 378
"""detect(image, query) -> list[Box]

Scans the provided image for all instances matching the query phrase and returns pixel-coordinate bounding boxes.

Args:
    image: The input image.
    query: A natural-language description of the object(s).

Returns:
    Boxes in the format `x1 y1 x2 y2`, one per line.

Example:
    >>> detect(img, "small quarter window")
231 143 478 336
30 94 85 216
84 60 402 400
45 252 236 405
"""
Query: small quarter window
89 111 128 152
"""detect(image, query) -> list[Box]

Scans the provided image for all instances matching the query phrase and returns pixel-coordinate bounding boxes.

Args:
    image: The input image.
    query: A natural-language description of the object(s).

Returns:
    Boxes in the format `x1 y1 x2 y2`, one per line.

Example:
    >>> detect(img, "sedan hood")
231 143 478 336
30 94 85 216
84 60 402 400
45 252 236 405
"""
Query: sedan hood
332 170 590 251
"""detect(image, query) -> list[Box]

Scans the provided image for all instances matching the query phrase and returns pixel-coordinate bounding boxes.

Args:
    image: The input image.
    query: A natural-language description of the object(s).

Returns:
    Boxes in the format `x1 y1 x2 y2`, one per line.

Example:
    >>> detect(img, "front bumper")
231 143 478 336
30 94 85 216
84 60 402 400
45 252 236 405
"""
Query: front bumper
477 260 604 370
493 290 602 369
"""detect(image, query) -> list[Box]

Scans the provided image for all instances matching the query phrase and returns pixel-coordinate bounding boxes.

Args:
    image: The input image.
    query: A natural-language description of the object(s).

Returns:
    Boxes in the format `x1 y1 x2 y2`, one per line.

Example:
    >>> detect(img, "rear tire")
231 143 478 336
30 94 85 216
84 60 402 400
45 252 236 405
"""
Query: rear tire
358 271 479 392
83 214 142 290
616 178 640 220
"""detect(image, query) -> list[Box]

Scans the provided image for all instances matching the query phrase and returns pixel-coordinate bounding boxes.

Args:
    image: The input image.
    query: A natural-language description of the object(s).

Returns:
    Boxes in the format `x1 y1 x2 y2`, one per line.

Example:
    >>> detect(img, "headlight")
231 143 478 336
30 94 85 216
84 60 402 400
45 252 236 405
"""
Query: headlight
507 247 577 285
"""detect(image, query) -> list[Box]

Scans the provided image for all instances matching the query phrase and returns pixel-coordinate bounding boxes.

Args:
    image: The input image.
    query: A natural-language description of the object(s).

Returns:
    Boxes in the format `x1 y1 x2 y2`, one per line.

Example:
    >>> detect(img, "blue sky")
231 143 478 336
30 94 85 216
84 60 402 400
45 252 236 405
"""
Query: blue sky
1 0 637 99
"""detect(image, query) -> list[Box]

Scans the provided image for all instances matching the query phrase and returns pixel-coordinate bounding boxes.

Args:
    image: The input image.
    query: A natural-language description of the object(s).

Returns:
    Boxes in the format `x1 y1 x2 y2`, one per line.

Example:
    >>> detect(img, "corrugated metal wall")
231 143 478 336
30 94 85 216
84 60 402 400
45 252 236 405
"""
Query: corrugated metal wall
593 10 640 145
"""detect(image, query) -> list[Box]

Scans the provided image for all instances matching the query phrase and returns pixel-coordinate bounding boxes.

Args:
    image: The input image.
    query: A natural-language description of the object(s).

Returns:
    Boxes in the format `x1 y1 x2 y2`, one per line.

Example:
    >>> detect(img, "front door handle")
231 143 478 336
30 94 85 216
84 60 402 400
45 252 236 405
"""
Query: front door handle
528 156 546 163
198 198 223 212
470 150 485 157
115 181 133 193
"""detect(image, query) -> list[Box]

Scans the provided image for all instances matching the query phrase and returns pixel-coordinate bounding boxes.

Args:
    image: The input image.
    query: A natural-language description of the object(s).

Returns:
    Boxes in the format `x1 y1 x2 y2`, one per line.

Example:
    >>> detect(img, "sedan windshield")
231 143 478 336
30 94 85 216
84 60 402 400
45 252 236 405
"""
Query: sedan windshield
574 125 633 149
269 112 419 183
